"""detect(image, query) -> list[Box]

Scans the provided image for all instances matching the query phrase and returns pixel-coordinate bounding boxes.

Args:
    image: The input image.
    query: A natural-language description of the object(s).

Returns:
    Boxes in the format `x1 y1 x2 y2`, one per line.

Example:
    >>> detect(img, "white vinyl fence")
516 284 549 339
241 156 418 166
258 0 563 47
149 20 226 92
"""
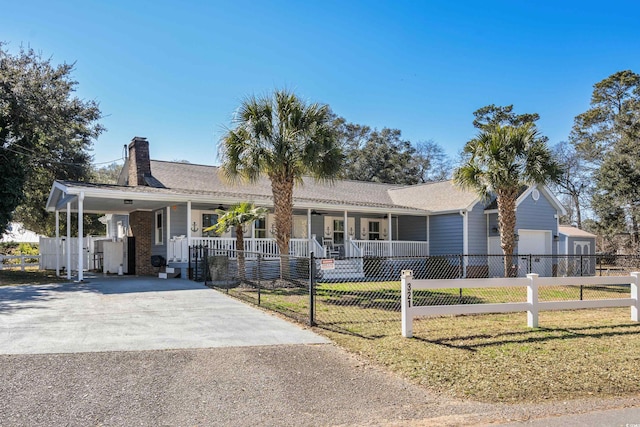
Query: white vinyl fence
400 270 640 338
39 236 109 271
0 255 41 270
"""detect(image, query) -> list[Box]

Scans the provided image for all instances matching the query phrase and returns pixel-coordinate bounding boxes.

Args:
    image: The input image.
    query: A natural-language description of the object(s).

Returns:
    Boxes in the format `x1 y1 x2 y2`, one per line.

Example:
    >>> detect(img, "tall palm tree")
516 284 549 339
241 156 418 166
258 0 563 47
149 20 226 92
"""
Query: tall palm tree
219 89 342 276
453 123 562 276
203 202 268 280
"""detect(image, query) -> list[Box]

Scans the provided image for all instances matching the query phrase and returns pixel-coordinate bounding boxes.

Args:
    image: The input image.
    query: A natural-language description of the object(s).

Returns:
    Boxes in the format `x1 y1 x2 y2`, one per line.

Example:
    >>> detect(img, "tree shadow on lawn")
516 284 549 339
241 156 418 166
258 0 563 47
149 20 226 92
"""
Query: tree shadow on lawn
412 322 640 352
317 288 483 312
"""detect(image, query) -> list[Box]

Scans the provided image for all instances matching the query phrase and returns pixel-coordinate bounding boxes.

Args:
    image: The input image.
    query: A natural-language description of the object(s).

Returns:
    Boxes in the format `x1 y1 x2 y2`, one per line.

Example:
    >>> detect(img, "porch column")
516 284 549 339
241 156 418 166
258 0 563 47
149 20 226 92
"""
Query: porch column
77 191 84 282
307 209 312 254
166 206 171 245
344 210 349 257
187 201 192 245
66 202 71 280
55 210 60 277
388 212 393 257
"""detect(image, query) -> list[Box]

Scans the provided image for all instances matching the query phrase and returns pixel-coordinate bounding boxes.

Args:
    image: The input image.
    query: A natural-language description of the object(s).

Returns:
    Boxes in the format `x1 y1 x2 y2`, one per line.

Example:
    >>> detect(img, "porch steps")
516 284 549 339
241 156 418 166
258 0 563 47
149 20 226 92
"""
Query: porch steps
319 259 365 280
159 267 180 279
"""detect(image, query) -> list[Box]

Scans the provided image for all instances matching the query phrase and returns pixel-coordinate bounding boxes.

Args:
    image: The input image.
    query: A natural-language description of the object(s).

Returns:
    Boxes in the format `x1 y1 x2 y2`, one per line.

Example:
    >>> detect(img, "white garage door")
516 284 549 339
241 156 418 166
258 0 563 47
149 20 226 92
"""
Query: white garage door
518 230 552 277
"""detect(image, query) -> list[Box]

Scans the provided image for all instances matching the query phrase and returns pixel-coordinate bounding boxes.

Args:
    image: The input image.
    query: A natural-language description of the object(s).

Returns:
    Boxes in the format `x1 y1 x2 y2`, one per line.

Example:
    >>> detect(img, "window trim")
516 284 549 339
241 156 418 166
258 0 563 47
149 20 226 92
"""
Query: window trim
155 210 163 245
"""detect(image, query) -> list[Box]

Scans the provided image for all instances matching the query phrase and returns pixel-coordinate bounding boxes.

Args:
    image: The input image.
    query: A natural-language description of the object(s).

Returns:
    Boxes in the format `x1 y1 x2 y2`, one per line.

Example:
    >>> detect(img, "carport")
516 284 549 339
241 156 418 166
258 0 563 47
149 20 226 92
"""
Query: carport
45 180 239 281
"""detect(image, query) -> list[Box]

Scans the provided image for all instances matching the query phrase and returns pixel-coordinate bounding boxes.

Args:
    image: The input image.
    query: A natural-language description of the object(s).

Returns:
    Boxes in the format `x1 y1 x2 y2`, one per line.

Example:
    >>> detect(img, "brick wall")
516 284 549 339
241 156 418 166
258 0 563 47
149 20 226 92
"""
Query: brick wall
129 210 158 276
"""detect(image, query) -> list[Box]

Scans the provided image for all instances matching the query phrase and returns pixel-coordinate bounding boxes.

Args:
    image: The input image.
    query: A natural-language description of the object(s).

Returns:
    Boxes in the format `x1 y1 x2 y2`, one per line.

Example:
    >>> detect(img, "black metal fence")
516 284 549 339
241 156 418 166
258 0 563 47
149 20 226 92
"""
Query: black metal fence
198 249 640 335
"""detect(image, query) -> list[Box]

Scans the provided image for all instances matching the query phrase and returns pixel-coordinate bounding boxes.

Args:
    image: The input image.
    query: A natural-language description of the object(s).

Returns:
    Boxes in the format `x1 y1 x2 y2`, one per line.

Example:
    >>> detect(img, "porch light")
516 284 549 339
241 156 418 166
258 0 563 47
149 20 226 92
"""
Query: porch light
553 234 559 242
270 224 277 236
514 233 519 242
491 227 498 233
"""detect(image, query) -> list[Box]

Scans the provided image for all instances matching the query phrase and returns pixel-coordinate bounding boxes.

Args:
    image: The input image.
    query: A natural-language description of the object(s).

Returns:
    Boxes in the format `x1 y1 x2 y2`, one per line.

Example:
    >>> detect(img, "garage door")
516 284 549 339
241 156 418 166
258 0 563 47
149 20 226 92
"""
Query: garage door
517 230 552 277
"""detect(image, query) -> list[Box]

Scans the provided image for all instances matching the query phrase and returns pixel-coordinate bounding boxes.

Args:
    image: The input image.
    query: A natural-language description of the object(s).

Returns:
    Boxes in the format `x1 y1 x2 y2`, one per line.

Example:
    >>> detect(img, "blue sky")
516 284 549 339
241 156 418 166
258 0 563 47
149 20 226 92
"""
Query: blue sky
3 1 640 166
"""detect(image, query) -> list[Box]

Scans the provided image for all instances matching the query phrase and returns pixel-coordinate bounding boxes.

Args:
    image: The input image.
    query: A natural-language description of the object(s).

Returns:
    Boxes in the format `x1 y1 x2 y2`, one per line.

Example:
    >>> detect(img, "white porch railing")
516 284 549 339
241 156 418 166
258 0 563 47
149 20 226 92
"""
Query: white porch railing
167 237 430 261
352 240 429 257
168 237 315 262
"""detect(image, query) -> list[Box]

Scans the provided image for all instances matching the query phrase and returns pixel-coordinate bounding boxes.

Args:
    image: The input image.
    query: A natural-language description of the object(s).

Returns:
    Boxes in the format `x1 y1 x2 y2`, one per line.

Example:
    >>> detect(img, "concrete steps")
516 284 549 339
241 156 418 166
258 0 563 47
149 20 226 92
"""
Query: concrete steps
159 267 180 279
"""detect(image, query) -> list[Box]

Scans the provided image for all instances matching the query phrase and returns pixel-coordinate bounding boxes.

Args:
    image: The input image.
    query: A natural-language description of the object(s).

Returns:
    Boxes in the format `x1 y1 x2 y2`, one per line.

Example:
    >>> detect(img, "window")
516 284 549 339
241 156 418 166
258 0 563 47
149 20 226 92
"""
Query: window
155 211 163 245
369 221 381 240
255 218 266 238
202 214 217 237
333 219 344 244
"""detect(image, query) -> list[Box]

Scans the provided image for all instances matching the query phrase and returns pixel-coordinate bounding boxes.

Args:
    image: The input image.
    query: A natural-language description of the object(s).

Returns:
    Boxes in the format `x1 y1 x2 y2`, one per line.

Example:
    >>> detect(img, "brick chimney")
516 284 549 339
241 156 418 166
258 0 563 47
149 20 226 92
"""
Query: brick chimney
128 137 151 186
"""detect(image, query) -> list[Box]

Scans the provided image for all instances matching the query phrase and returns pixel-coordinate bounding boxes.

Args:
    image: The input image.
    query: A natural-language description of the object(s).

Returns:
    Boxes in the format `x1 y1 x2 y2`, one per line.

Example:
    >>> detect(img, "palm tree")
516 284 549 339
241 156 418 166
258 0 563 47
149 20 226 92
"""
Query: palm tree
219 89 342 276
203 202 267 280
453 123 562 276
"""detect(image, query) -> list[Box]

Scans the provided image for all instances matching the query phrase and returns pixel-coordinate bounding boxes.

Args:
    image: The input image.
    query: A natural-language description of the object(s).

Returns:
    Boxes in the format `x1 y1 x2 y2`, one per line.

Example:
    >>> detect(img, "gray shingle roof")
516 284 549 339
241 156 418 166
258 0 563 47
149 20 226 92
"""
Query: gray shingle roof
388 180 479 212
148 160 415 210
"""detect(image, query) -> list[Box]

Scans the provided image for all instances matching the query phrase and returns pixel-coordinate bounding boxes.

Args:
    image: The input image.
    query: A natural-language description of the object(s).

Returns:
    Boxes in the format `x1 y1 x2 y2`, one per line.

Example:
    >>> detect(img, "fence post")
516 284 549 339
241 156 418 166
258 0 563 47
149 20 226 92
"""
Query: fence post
631 272 639 322
401 269 414 338
309 252 316 327
527 273 539 328
580 255 584 300
257 253 262 303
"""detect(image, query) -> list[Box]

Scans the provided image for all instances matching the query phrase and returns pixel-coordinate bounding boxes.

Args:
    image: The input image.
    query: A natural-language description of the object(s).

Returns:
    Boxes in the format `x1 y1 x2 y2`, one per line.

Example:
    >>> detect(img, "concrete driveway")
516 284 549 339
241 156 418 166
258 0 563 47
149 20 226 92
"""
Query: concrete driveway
0 276 327 354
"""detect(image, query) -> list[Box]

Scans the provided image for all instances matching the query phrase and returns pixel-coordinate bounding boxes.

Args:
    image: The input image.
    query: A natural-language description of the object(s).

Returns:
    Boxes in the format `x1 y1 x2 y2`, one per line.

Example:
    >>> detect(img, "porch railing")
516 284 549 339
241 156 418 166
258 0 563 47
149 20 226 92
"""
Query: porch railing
351 240 429 257
168 237 430 262
169 237 315 262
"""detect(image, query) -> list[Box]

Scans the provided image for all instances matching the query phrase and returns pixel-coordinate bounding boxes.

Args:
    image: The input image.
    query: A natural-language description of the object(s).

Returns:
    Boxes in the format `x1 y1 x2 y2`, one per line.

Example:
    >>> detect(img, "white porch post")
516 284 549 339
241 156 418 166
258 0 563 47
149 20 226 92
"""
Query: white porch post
388 212 393 257
187 201 192 245
55 210 60 277
344 210 348 257
307 208 312 255
166 206 171 244
77 192 84 282
66 202 71 280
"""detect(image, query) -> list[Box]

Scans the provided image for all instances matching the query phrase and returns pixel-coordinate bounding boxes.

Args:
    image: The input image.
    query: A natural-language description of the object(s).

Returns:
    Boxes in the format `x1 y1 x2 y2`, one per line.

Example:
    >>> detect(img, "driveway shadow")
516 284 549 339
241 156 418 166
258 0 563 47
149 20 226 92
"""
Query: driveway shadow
0 277 208 314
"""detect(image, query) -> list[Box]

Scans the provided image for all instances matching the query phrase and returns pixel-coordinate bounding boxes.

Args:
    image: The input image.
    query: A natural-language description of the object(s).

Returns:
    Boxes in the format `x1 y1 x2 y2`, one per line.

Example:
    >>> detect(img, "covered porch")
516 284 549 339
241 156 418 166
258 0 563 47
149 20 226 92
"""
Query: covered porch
46 181 430 280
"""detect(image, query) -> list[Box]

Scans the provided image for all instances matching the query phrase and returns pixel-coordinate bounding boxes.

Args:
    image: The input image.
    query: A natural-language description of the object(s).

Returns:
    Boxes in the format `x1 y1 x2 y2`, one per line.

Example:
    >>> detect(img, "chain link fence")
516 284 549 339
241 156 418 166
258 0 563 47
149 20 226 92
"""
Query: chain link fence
199 248 640 336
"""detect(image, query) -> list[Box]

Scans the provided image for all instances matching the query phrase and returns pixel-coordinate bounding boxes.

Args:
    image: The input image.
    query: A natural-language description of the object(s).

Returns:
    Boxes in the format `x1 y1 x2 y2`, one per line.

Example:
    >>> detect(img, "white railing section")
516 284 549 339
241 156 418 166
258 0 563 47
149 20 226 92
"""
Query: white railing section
168 235 188 262
180 237 430 260
352 240 429 257
348 239 362 258
184 237 312 260
310 236 325 257
400 270 640 338
0 255 42 270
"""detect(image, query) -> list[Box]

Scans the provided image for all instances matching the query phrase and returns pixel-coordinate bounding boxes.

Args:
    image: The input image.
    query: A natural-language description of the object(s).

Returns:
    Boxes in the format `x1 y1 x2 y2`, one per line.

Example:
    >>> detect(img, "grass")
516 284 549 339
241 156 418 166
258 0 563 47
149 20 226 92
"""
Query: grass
229 279 640 403
322 308 640 403
0 268 67 286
